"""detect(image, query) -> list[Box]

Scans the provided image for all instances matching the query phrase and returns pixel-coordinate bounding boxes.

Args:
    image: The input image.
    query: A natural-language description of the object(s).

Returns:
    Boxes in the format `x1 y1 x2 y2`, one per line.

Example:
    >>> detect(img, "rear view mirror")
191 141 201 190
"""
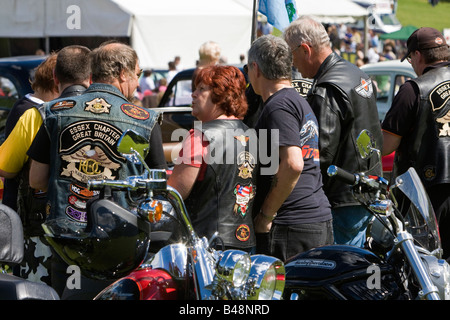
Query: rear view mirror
117 129 149 159
356 129 375 159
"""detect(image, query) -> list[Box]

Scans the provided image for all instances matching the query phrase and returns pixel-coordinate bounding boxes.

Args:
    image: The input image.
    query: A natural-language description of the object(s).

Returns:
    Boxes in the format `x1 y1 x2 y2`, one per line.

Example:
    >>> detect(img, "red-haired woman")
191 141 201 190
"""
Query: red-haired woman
168 65 257 252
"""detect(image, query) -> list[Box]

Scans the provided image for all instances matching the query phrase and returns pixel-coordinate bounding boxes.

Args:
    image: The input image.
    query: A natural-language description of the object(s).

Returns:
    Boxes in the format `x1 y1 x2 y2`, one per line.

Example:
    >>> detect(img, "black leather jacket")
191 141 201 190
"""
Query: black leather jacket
307 52 383 208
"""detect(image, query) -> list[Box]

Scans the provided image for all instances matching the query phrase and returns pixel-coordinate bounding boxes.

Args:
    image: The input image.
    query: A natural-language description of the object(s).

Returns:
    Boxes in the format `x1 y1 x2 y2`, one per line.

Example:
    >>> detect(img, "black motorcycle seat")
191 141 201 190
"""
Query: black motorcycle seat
0 204 24 265
0 273 59 300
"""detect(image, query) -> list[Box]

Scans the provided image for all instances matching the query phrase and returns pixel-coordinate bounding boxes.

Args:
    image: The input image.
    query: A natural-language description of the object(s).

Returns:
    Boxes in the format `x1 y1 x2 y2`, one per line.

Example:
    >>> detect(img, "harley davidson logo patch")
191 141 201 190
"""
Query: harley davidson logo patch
236 224 250 242
51 100 76 111
121 103 150 120
85 97 111 114
355 77 373 98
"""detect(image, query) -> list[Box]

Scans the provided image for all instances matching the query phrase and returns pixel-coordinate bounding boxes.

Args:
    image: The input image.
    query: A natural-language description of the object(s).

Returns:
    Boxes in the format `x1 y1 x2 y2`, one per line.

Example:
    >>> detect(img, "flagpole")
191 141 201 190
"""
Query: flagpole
251 0 259 44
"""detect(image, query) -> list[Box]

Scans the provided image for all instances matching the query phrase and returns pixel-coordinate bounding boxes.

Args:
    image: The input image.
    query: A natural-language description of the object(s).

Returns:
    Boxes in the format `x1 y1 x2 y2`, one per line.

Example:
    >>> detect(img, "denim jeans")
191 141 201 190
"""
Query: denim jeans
332 205 373 248
257 219 334 262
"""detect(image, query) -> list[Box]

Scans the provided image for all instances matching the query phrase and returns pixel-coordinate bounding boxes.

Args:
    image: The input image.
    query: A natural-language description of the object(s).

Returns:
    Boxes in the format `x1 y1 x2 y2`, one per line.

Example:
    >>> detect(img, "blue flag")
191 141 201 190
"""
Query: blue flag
259 0 298 32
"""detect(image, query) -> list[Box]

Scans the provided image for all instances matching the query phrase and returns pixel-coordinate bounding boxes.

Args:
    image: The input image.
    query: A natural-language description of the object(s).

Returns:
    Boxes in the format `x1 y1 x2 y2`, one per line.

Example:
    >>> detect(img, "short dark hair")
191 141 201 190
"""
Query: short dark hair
54 45 91 85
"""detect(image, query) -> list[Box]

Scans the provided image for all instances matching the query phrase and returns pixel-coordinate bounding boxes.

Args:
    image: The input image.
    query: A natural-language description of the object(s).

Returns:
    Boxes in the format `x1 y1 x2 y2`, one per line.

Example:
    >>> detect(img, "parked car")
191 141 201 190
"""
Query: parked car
361 59 417 122
0 55 47 143
361 59 417 180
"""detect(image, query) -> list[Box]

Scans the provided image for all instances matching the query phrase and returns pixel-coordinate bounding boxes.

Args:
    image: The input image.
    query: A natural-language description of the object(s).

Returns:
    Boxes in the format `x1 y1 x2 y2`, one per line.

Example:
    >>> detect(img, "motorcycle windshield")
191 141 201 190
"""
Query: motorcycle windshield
394 168 441 255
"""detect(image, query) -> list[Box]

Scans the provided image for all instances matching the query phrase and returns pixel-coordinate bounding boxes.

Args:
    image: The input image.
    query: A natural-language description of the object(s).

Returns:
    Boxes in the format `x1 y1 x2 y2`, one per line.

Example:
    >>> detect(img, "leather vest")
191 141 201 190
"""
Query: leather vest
184 120 258 249
17 85 86 237
395 65 450 187
42 83 161 233
308 53 383 207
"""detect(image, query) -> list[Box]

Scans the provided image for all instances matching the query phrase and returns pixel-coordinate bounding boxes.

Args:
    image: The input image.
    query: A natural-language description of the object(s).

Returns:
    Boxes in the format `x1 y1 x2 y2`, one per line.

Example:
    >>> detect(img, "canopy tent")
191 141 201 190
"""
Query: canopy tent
295 0 368 24
111 0 253 69
0 0 132 38
380 25 418 40
0 0 253 69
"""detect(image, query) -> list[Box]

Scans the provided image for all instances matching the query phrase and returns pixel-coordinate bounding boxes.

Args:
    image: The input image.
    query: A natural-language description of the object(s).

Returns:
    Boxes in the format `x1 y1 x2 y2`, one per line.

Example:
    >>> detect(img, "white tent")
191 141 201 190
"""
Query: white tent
0 0 253 69
295 0 368 24
0 0 131 38
112 0 253 69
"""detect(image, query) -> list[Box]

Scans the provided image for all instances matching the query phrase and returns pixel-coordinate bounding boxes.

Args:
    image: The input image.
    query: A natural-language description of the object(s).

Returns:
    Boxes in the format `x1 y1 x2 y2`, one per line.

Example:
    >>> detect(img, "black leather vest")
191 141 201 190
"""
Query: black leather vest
309 53 383 207
184 120 258 249
395 65 450 187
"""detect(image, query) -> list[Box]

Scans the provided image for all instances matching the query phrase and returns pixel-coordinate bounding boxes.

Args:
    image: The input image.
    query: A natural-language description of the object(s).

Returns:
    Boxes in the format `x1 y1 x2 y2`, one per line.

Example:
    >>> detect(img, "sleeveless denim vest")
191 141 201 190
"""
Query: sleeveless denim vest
42 83 161 233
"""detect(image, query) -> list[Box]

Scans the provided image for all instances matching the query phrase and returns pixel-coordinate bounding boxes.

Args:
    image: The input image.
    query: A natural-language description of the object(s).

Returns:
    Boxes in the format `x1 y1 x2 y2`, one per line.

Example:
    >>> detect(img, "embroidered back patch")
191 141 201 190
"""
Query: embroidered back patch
429 80 450 112
51 100 76 111
121 103 150 120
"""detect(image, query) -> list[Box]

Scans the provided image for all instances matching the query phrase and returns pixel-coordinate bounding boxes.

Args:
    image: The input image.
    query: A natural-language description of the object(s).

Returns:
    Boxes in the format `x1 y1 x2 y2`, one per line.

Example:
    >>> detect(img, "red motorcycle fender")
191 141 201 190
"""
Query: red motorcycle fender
127 268 178 300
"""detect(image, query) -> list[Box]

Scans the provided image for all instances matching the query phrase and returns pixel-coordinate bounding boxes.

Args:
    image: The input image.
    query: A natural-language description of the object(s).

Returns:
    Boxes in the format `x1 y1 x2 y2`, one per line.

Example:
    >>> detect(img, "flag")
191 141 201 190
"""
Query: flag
258 0 298 32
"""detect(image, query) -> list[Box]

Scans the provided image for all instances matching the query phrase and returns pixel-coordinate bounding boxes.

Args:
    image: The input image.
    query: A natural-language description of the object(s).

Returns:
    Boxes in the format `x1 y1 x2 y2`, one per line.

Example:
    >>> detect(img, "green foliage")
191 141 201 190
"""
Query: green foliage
397 0 450 32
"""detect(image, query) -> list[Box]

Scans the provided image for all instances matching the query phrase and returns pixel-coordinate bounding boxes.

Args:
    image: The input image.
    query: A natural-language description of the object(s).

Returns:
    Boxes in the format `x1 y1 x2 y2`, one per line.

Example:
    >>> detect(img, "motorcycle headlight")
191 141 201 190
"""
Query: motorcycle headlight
247 255 285 300
216 250 251 287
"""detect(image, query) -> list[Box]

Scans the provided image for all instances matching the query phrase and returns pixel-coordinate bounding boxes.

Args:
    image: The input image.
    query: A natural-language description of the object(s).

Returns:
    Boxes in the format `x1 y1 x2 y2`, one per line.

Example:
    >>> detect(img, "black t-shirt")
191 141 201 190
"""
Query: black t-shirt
255 87 331 225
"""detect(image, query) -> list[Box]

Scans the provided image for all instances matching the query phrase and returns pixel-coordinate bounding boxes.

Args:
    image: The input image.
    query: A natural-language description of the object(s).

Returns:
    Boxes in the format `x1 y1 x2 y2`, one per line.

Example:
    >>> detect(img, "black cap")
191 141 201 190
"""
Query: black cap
401 27 448 61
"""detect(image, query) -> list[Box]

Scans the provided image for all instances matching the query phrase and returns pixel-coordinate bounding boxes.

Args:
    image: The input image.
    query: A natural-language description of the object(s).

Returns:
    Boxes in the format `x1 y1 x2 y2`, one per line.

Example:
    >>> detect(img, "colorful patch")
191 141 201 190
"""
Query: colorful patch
68 195 87 210
237 151 256 179
355 77 373 98
70 183 100 199
85 97 111 114
236 224 251 242
65 205 87 223
121 103 150 120
51 100 76 111
233 184 255 218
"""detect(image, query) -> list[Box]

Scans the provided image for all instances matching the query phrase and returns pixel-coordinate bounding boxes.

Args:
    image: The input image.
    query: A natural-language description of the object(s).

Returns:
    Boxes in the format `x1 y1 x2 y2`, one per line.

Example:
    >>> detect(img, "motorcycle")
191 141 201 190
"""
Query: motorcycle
0 203 59 300
43 129 285 300
283 129 450 300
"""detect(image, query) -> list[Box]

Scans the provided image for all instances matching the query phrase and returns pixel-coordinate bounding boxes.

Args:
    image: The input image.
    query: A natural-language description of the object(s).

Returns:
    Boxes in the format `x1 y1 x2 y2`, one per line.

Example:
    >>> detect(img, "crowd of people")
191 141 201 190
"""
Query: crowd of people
0 15 449 300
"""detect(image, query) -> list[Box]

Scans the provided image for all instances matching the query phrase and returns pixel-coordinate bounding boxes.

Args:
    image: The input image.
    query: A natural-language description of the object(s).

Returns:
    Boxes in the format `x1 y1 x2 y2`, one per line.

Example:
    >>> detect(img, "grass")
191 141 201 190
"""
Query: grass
396 0 450 32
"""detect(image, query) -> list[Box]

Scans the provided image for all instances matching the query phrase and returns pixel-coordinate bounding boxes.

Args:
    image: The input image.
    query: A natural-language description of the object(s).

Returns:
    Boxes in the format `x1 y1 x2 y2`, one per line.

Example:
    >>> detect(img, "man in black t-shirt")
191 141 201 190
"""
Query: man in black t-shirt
382 27 450 258
247 35 333 262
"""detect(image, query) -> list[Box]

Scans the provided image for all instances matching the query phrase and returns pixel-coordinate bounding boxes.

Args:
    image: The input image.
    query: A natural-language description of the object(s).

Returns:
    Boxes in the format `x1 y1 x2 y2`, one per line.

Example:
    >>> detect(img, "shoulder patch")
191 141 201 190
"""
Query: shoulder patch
85 97 111 114
121 103 150 120
355 77 374 98
51 100 76 111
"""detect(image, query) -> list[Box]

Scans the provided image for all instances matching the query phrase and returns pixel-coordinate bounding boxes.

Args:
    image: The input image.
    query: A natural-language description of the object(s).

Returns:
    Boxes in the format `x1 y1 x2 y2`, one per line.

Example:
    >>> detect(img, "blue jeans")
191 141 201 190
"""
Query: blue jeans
257 219 334 262
332 205 373 248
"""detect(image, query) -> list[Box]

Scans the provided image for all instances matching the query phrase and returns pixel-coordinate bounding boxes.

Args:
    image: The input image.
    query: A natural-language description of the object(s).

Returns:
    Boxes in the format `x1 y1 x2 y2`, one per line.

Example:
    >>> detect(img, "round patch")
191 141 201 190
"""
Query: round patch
236 224 251 242
121 103 150 120
423 165 436 181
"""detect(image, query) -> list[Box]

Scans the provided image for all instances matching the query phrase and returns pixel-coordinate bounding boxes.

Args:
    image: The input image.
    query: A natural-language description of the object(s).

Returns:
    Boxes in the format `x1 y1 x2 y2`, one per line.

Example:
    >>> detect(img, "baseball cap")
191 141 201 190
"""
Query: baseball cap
401 27 449 61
